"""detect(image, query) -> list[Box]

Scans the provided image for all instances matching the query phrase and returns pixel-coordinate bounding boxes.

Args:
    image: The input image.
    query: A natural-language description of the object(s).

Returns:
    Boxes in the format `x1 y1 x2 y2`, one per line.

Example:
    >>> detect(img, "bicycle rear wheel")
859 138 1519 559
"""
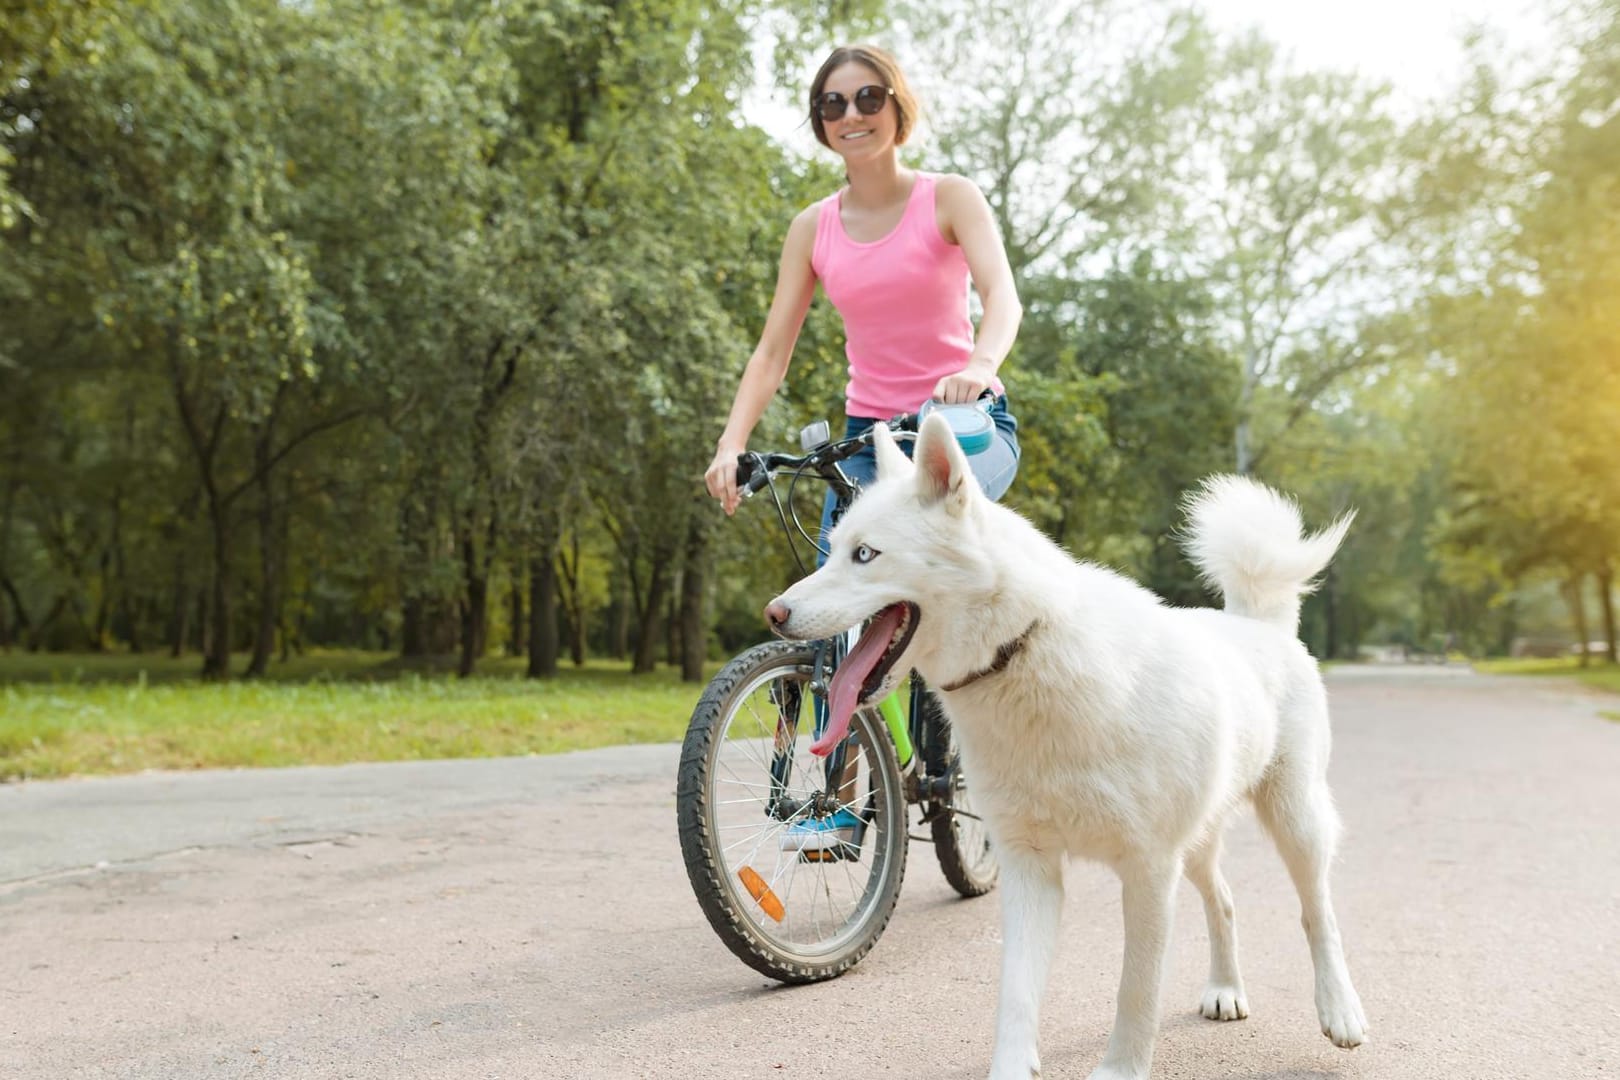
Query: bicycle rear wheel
920 698 999 897
930 751 1000 896
677 640 908 983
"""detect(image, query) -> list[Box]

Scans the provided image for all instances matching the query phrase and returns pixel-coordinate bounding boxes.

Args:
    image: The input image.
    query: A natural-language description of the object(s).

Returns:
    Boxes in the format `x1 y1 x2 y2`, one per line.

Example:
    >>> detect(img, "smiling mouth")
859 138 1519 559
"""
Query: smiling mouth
853 601 918 701
811 602 919 756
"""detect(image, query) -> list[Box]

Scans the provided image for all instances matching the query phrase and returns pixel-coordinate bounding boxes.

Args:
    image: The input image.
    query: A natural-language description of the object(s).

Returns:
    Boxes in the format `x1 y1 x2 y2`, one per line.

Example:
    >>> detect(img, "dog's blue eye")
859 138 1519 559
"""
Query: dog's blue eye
853 543 879 564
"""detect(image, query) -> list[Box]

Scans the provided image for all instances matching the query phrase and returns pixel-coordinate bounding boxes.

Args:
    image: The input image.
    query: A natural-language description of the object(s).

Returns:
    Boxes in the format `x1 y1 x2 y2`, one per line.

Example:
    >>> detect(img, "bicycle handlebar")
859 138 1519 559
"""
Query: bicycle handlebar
735 411 920 498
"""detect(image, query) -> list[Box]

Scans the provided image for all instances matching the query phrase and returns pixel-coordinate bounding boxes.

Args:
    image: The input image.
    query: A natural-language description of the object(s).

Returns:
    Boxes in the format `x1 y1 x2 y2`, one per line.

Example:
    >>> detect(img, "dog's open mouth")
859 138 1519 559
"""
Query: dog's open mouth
811 601 919 757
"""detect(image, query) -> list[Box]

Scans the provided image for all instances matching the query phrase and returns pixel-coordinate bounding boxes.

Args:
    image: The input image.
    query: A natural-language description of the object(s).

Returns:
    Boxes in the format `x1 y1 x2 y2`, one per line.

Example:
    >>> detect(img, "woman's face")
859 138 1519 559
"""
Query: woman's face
818 61 898 164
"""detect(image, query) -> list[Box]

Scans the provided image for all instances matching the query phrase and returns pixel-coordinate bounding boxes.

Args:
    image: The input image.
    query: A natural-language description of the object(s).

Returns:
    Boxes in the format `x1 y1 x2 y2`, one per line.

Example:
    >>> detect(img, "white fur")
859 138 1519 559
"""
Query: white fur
769 415 1368 1080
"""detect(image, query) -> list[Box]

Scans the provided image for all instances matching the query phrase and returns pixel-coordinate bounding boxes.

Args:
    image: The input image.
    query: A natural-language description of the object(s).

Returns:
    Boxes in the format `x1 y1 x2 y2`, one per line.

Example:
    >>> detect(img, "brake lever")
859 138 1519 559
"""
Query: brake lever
735 452 770 498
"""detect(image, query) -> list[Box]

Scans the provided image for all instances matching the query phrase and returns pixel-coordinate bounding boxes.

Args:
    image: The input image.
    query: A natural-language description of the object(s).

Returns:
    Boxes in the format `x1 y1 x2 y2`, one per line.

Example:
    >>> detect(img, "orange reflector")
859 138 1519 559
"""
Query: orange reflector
737 865 785 922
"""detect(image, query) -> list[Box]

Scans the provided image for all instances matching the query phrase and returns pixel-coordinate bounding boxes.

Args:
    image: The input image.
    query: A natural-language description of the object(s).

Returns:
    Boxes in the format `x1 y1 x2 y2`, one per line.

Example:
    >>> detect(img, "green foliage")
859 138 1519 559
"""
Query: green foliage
1012 254 1235 602
2 0 1615 695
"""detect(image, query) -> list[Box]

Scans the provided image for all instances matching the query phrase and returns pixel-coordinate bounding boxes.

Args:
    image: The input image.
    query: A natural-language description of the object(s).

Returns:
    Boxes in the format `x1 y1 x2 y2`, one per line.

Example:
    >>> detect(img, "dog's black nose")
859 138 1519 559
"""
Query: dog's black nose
765 600 790 631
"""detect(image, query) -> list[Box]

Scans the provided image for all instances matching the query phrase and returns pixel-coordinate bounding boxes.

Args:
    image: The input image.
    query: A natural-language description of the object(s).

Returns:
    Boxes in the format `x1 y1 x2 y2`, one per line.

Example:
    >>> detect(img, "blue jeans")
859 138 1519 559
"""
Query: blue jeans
816 394 1020 566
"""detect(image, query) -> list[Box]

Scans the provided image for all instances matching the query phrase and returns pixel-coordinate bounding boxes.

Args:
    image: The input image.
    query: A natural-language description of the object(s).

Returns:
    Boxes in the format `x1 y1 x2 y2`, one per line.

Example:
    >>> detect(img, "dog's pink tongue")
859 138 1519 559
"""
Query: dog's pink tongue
814 605 904 757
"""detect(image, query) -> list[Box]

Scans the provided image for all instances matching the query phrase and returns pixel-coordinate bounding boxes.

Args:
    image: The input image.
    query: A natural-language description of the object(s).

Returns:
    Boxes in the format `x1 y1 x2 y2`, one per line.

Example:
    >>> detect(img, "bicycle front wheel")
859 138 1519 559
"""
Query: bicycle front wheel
677 640 908 983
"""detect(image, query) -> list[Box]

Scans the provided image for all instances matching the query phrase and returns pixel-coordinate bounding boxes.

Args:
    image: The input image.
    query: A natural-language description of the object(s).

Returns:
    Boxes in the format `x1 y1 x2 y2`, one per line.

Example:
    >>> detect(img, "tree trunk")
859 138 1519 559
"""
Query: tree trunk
0 479 18 649
566 572 586 666
168 550 190 657
113 404 140 652
508 577 526 657
556 531 588 666
666 586 680 668
1563 574 1591 668
91 544 112 652
1235 336 1259 475
631 561 669 675
528 545 559 679
612 581 630 659
458 530 487 678
398 465 443 659
246 452 282 678
402 596 426 657
246 556 278 675
27 594 67 651
679 512 710 683
1 571 32 650
194 584 208 654
1598 566 1617 665
202 499 232 680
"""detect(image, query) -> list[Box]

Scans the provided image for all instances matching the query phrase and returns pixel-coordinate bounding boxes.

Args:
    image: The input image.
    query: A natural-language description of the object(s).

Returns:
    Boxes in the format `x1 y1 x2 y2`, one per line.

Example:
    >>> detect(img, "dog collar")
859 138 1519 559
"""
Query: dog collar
939 619 1041 693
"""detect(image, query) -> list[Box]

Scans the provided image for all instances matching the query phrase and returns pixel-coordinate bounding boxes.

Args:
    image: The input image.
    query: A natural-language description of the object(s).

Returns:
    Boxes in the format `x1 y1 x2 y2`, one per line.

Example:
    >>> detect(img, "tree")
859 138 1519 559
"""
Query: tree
1418 0 1620 661
1182 33 1411 475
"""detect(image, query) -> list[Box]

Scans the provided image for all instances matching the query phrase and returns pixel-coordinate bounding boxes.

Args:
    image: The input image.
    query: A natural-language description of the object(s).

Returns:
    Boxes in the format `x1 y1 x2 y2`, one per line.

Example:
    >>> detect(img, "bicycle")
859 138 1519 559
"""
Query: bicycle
677 410 999 984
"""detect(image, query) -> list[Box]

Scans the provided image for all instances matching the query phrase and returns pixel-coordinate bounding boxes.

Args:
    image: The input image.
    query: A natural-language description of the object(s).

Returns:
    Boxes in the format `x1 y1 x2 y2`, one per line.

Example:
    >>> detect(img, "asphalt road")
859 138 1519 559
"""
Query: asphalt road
1 666 1616 1080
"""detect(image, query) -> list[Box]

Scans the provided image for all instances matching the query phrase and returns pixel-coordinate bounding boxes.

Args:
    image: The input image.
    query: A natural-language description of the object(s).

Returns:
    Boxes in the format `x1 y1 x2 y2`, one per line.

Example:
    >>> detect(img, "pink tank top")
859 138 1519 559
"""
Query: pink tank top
811 172 1003 419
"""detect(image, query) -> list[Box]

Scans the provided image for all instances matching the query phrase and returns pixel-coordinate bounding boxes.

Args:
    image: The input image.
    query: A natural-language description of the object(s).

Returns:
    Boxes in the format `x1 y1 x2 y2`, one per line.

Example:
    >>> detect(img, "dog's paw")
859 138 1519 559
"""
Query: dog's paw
1199 983 1250 1021
987 1050 1041 1080
1317 986 1368 1048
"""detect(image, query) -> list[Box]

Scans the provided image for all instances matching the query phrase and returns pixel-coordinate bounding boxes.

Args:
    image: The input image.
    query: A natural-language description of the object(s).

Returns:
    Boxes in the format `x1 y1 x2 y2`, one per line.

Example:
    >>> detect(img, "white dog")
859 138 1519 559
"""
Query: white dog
765 414 1367 1080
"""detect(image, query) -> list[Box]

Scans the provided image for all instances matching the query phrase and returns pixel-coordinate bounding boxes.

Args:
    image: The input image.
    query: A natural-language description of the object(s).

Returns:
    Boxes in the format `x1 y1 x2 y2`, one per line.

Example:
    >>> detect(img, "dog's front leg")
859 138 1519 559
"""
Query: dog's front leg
1090 856 1180 1080
988 845 1064 1080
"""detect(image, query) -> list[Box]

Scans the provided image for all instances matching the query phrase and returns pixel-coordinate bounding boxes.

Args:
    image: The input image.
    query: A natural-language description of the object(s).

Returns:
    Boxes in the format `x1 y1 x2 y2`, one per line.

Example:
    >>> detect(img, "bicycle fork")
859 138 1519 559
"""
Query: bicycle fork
766 633 942 828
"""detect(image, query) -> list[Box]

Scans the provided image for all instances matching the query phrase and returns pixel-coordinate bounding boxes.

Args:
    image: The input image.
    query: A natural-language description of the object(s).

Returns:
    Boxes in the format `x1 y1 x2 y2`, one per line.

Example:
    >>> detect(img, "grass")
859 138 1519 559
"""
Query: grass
1472 655 1620 719
0 650 720 781
10 648 1615 782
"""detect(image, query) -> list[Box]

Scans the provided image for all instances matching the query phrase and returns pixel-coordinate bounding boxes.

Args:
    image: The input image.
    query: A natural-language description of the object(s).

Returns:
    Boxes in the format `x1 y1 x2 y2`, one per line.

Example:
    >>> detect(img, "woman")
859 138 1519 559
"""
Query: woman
704 43 1023 524
703 44 1025 853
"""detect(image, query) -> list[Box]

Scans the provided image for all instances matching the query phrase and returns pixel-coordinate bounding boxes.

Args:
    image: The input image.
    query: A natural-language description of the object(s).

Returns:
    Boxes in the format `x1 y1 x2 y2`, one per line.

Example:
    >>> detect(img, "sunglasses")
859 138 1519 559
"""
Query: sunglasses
811 84 893 123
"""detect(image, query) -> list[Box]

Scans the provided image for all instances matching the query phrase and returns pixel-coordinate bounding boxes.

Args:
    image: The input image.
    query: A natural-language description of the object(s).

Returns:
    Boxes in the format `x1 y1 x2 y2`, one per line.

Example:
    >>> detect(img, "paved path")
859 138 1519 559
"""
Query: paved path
1 667 1616 1079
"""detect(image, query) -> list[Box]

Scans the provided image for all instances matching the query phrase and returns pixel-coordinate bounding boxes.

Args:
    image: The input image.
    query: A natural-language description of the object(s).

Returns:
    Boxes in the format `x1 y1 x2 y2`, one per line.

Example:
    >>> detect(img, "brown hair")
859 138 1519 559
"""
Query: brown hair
808 44 921 149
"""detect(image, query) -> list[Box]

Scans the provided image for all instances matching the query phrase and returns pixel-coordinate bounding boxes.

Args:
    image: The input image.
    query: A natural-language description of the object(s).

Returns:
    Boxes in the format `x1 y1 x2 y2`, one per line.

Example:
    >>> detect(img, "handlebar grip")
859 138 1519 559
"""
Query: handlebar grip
735 452 770 496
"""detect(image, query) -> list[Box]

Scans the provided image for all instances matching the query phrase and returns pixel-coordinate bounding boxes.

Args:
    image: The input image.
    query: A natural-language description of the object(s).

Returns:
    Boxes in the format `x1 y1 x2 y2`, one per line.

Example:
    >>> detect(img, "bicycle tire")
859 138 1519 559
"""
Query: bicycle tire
677 639 908 983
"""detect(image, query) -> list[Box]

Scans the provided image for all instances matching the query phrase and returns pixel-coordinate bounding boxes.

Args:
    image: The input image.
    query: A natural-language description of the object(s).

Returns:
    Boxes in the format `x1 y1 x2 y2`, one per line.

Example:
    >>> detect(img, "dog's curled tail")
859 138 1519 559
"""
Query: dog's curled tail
1181 475 1354 634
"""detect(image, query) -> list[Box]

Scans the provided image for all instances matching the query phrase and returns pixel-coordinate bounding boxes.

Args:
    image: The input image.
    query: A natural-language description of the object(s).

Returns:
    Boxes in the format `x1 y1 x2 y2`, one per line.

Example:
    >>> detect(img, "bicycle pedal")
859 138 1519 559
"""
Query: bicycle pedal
799 841 862 864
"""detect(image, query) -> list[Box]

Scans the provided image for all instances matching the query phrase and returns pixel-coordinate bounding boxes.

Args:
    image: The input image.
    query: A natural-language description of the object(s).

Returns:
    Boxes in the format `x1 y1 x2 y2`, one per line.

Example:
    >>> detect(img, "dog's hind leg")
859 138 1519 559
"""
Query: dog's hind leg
987 844 1063 1080
1185 829 1249 1021
1254 773 1368 1049
1088 855 1181 1080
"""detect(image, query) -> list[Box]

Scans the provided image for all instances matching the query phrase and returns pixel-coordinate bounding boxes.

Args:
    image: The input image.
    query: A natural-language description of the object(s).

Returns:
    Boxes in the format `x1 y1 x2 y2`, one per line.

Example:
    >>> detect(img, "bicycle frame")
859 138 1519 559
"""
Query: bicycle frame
680 414 998 983
747 420 944 820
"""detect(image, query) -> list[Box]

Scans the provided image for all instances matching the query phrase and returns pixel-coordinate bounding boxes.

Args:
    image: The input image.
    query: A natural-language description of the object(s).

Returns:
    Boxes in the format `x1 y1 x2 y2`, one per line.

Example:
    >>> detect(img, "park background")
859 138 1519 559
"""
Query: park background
3 0 1618 778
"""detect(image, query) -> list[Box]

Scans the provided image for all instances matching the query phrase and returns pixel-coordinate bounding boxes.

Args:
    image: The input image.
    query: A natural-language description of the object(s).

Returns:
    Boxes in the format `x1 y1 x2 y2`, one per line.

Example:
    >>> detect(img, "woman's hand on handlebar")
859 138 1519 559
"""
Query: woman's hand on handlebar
932 359 997 404
705 443 746 516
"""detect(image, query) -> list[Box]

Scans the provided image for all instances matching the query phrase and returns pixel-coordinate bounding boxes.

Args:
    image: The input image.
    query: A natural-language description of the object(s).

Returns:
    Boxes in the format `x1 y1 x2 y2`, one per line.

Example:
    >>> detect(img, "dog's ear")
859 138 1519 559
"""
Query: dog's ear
915 413 972 514
873 422 912 481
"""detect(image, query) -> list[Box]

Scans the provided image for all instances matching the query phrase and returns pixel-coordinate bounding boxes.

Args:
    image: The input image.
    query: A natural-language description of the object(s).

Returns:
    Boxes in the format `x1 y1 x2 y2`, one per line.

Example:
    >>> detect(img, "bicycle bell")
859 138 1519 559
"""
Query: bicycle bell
799 419 831 451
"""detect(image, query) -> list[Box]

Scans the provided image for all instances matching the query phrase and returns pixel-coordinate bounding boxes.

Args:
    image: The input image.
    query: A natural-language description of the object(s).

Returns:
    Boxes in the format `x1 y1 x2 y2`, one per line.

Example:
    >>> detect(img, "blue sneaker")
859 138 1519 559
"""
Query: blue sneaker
780 808 862 853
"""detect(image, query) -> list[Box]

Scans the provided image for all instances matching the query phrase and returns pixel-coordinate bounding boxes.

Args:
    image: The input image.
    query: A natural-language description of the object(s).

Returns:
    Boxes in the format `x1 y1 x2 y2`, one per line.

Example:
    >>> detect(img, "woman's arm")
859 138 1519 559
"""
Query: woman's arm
705 206 820 515
934 175 1023 404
